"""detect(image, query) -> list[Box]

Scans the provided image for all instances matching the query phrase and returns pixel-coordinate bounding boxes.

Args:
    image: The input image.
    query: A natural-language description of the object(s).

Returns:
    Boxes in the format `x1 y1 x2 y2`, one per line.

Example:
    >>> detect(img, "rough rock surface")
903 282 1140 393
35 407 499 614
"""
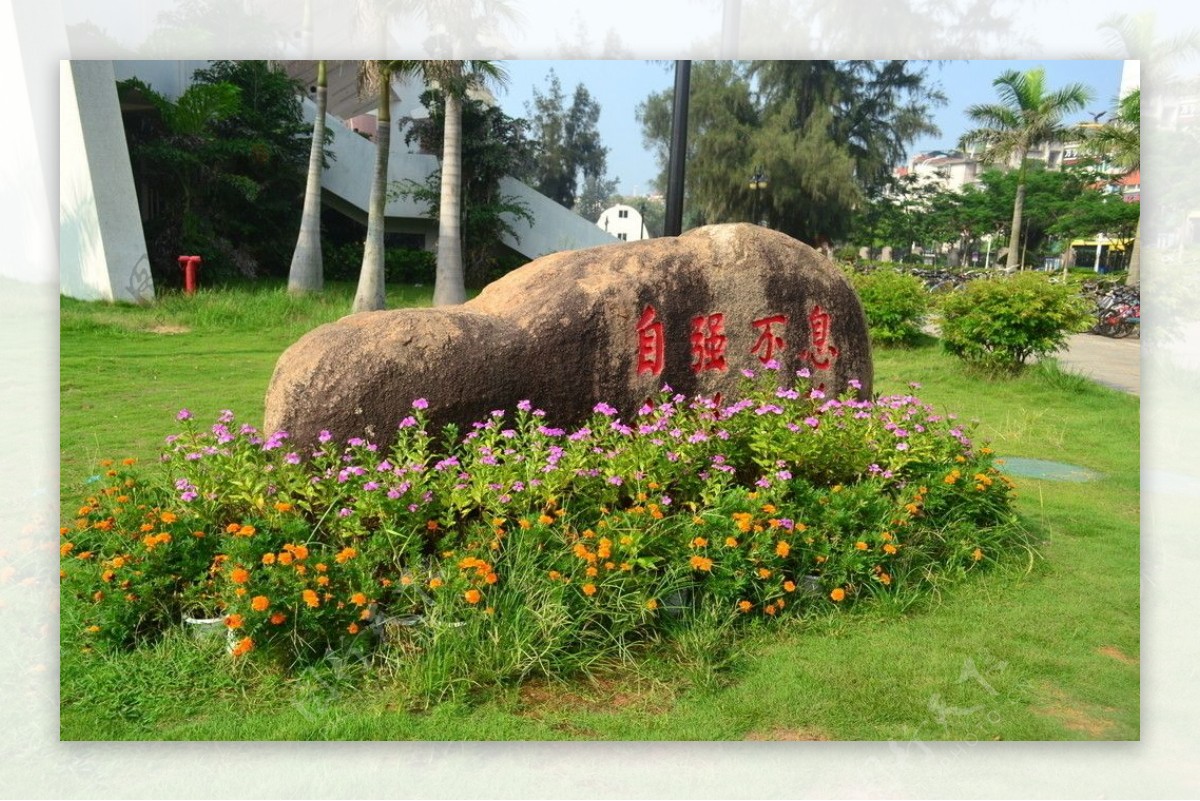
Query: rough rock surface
264 224 872 448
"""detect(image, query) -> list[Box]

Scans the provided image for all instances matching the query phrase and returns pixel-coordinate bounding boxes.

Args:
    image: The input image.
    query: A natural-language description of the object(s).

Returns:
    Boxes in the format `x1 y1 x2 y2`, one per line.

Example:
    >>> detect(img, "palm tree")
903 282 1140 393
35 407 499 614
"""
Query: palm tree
959 68 1092 272
1084 88 1141 285
352 60 420 314
288 59 327 296
424 60 509 307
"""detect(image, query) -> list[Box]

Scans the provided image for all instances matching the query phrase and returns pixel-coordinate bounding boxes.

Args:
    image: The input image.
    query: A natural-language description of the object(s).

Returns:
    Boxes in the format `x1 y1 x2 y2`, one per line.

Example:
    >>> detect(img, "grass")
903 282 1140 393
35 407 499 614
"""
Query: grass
59 284 1139 740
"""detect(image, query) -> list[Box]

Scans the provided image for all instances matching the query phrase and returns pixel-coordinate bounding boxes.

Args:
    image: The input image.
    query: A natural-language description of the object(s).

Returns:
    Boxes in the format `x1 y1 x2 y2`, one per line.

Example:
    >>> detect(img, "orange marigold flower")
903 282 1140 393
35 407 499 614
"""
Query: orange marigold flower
548 570 562 581
315 563 327 573
972 547 984 562
225 523 242 534
830 587 846 602
85 625 101 633
269 612 286 625
230 567 250 584
582 583 597 597
620 562 632 572
646 599 659 610
597 538 613 559
429 577 444 589
883 543 898 555
689 555 714 572
360 608 372 620
277 551 294 565
260 553 276 566
400 575 413 586
783 580 797 593
225 613 244 629
160 511 177 523
77 551 94 560
294 564 307 576
287 543 308 560
231 636 254 657
101 570 115 583
757 568 772 580
464 589 483 605
737 600 753 613
764 603 777 616
775 541 791 557
350 592 368 606
725 537 739 548
274 502 293 513
691 536 708 548
302 589 320 608
538 514 554 526
316 575 330 586
60 542 74 557
122 457 137 466
518 519 532 530
238 525 257 537
335 547 357 564
251 595 270 612
347 623 360 635
879 573 892 585
585 566 599 578
484 572 498 585
815 555 827 564
855 541 869 551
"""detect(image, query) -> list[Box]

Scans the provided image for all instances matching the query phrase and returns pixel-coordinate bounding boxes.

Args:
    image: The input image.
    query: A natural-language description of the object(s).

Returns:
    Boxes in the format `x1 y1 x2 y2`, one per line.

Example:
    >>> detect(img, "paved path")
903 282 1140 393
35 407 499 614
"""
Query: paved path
1050 332 1140 396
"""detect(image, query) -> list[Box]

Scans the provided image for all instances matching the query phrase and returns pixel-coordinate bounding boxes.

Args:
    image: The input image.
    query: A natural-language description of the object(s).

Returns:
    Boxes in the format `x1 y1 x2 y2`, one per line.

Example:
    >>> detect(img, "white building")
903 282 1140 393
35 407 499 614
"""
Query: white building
596 203 648 242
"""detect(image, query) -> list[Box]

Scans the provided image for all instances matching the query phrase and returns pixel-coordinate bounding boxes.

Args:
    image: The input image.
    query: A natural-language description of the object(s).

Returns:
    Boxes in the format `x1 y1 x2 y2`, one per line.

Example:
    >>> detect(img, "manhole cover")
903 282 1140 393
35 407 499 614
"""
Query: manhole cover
999 457 1101 482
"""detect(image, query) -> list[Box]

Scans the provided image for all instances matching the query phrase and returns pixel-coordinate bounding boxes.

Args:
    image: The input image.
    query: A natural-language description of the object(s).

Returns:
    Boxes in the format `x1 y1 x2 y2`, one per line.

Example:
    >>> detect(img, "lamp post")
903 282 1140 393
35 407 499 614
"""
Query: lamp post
749 166 768 226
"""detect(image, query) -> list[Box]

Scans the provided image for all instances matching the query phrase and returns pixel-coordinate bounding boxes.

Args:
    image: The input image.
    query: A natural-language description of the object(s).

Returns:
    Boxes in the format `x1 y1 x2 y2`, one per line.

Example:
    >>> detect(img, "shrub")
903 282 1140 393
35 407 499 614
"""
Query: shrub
938 272 1092 375
848 268 930 346
61 370 1026 678
323 245 437 285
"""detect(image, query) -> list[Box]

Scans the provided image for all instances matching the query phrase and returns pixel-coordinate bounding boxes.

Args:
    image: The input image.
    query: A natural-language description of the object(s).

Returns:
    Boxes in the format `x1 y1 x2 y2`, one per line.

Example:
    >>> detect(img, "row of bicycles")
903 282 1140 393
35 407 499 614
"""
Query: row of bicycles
1084 282 1140 338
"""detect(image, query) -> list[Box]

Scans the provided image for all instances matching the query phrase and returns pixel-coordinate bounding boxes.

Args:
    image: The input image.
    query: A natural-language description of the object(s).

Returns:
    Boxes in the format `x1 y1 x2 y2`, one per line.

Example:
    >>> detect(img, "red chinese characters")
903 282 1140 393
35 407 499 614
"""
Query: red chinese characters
690 313 728 373
798 304 839 369
636 305 665 376
751 314 788 364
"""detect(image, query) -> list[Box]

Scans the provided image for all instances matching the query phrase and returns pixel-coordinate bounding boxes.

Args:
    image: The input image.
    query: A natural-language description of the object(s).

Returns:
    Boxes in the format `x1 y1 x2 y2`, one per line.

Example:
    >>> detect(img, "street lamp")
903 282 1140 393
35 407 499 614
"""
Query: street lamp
749 166 768 226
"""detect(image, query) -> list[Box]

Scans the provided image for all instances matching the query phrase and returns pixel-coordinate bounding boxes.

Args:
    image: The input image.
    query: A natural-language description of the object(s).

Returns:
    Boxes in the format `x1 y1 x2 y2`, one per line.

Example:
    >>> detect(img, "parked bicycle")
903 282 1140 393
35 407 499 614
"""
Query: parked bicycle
1090 285 1140 338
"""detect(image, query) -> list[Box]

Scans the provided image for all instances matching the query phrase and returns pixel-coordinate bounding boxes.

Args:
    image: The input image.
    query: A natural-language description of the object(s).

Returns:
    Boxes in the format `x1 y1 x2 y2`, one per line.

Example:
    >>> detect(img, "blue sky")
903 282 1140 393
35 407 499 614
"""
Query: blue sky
494 60 1129 196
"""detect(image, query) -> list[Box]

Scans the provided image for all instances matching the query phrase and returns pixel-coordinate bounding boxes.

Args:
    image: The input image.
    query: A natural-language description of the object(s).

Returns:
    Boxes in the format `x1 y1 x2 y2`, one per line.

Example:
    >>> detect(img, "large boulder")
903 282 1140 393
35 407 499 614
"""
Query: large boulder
264 224 872 448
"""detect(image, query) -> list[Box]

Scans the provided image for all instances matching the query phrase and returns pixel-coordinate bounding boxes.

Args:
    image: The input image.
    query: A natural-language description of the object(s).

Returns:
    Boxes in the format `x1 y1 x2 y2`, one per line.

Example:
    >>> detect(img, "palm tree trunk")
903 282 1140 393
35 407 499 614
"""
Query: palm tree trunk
353 68 391 313
1126 215 1140 286
288 60 326 296
433 89 467 306
1005 178 1026 272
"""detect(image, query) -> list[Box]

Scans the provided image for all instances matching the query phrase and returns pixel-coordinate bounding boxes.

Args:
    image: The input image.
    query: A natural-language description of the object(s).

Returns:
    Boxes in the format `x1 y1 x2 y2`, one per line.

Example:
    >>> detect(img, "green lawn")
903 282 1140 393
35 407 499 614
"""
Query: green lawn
59 283 1139 740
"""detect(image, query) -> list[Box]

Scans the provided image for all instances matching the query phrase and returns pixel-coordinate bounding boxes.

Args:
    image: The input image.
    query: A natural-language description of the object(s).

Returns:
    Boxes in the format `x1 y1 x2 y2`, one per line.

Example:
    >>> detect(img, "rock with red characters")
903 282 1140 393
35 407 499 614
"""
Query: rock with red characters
264 223 872 448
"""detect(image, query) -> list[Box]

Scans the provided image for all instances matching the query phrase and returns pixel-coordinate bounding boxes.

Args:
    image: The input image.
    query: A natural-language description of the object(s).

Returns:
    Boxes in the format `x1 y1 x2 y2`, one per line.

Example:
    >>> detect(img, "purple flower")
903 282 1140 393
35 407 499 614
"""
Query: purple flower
517 399 532 412
797 368 812 379
804 417 820 428
285 452 301 465
755 477 772 488
809 388 826 400
593 402 618 417
538 425 565 437
688 431 709 444
848 378 862 390
764 358 780 371
896 442 909 451
387 488 401 499
569 427 592 441
180 490 198 502
398 416 417 429
741 369 756 379
608 475 624 486
364 481 380 491
318 430 333 443
776 469 792 481
412 398 429 410
176 408 192 421
339 507 354 517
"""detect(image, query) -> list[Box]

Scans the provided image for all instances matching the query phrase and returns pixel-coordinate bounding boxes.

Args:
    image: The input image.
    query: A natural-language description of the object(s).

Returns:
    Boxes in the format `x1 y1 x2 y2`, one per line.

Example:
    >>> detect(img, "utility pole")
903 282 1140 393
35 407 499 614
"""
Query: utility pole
664 60 691 237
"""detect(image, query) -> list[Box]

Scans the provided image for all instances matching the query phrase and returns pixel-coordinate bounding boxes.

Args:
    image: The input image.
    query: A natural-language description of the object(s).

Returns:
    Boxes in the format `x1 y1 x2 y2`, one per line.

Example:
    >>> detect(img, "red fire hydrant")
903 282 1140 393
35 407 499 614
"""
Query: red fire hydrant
177 255 202 295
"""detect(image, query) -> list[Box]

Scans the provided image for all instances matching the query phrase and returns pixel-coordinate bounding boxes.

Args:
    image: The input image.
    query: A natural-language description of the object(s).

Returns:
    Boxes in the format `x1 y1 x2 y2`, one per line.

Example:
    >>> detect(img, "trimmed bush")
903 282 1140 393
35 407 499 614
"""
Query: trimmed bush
938 273 1092 375
848 268 930 346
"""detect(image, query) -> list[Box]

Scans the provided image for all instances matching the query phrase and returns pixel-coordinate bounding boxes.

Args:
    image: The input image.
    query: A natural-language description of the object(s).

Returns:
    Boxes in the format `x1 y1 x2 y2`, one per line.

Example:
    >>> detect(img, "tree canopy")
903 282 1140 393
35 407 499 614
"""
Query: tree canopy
525 69 611 211
637 60 945 245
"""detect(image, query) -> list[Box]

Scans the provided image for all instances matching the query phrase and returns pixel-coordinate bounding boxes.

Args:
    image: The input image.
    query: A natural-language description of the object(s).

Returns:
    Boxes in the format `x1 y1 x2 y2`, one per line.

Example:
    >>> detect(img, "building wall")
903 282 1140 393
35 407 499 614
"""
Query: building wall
60 61 153 302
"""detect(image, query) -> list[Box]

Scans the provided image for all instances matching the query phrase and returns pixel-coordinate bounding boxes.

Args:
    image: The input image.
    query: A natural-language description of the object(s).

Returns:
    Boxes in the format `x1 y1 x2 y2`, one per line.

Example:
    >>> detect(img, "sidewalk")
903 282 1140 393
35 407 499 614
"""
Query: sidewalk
1050 332 1140 396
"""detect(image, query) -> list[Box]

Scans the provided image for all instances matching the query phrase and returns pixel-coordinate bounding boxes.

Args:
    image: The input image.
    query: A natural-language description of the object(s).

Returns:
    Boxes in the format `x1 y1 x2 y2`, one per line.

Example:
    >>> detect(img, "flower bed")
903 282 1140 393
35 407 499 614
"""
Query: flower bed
61 365 1024 673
